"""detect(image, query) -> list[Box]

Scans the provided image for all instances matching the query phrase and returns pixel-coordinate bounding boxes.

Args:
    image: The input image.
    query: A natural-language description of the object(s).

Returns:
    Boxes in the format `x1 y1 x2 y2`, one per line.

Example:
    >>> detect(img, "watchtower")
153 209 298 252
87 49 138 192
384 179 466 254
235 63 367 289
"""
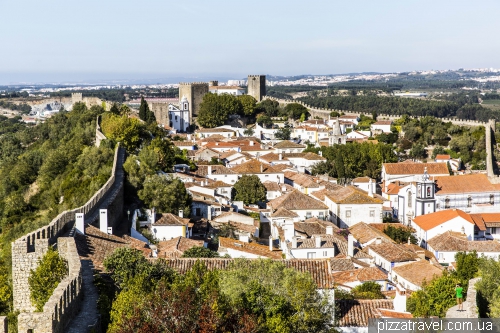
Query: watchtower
178 82 209 117
247 75 266 101
72 93 83 105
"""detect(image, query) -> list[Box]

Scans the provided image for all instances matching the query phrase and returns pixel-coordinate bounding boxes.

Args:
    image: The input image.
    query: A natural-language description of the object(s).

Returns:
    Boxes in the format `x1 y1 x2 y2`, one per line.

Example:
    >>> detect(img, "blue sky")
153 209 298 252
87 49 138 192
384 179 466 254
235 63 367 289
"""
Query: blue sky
1 0 499 84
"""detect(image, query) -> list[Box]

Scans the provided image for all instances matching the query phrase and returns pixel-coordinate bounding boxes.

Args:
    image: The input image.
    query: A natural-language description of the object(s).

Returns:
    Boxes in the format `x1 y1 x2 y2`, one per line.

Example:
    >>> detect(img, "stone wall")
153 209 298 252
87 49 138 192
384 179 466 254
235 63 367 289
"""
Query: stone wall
0 316 7 333
465 277 481 318
248 75 266 102
95 115 107 147
11 143 123 325
17 238 82 333
179 82 208 118
151 102 169 127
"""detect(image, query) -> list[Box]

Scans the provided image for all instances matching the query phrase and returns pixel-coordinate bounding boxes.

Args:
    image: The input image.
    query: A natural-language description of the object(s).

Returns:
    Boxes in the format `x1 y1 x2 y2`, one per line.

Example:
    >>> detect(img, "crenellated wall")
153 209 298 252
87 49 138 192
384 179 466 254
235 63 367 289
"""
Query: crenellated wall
17 238 82 333
11 142 125 332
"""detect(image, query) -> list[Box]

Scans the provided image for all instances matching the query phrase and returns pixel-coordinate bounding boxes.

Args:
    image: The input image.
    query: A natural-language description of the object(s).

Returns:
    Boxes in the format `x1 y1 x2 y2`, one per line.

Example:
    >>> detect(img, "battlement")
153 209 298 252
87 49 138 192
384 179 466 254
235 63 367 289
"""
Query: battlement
179 82 208 86
248 74 265 78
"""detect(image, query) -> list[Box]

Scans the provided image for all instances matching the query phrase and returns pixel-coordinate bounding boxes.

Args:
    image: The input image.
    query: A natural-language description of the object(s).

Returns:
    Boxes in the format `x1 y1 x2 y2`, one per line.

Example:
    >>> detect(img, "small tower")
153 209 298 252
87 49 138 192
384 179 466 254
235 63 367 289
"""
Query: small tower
247 75 266 101
415 167 436 216
329 117 346 145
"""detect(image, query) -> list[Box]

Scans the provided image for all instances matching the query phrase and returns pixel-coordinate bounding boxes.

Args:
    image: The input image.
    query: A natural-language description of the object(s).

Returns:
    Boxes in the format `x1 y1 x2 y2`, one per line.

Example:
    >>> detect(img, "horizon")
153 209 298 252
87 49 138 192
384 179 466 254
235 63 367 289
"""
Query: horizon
1 0 500 85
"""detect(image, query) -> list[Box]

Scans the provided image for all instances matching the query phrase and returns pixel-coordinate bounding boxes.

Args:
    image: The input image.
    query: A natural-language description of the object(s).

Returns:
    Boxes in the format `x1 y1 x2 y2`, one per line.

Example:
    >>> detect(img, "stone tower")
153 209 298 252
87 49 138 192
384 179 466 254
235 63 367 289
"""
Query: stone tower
72 92 83 105
247 75 266 101
329 117 346 145
178 82 209 118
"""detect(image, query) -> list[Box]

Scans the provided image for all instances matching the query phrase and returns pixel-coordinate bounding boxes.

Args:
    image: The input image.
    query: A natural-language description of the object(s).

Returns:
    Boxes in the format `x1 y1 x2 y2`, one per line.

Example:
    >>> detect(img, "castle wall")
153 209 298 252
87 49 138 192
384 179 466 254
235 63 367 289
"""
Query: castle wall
0 316 6 333
151 103 170 126
12 143 123 324
179 82 208 117
248 75 266 101
95 115 107 147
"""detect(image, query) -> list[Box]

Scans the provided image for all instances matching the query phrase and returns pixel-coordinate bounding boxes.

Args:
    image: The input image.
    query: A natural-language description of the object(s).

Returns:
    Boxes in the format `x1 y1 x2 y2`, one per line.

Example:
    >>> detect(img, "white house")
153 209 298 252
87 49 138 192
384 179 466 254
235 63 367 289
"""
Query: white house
435 154 461 171
427 231 500 265
167 97 191 132
370 120 392 134
209 85 245 96
196 127 236 138
151 212 192 241
411 209 477 247
390 260 444 291
351 177 376 193
195 165 239 184
267 189 329 221
286 234 338 259
273 140 307 153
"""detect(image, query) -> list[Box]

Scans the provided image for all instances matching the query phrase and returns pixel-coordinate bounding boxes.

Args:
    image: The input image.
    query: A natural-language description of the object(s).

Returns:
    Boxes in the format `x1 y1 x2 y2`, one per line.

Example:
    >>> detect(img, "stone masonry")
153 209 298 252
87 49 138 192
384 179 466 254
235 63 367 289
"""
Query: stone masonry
247 75 266 102
178 82 208 118
0 316 6 333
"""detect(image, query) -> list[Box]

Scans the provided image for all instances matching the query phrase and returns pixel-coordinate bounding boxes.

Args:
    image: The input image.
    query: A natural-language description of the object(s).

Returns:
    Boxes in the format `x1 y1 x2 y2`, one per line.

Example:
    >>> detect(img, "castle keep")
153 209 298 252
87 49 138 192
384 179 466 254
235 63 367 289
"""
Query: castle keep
178 82 209 117
247 75 266 101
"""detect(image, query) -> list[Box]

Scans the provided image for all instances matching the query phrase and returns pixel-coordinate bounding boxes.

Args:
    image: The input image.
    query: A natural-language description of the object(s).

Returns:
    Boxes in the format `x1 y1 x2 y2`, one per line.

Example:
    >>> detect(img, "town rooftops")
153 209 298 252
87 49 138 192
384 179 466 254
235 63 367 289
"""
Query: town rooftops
427 231 500 252
434 174 496 194
373 120 393 125
392 260 444 288
153 213 190 226
219 237 283 259
435 154 451 160
161 258 335 289
267 189 328 211
231 159 281 174
273 140 306 149
259 152 289 163
474 213 500 228
349 222 394 245
336 299 394 327
367 242 418 263
271 207 299 218
412 209 474 231
194 165 236 177
157 237 204 258
382 162 449 175
197 127 236 133
332 267 388 285
324 186 384 204
284 152 326 160
352 176 375 183
294 220 339 237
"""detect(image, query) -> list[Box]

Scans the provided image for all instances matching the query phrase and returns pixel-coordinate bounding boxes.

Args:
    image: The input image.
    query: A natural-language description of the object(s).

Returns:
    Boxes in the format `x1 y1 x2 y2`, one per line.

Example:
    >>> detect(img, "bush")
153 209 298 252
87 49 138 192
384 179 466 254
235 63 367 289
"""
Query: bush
28 247 68 311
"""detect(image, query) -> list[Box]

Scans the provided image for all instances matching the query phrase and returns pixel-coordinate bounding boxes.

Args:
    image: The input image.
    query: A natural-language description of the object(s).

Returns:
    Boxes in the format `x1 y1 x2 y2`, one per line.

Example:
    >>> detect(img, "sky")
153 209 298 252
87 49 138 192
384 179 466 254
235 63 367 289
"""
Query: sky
1 0 500 84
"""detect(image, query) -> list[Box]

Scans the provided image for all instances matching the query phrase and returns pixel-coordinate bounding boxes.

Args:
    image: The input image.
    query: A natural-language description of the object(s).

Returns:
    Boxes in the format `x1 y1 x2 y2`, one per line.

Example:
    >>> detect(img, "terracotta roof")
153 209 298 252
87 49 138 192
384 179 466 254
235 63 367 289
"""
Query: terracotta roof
435 154 451 160
211 220 259 234
392 260 444 287
161 258 334 289
373 120 392 125
324 186 384 204
470 214 487 231
294 220 339 237
263 181 281 192
383 162 449 175
273 140 306 149
260 152 289 162
285 172 321 188
476 213 500 228
205 142 239 149
427 231 500 252
197 127 235 133
334 254 371 268
336 299 393 327
153 213 190 226
333 267 387 285
367 242 418 263
339 115 359 120
271 163 294 172
284 152 326 161
349 222 395 245
292 235 338 250
172 141 193 147
352 176 375 183
330 257 356 271
205 180 232 188
157 237 204 258
268 189 328 211
271 207 299 218
376 309 413 319
219 237 283 259
412 209 474 231
231 159 281 174
75 225 151 271
435 174 496 194
385 182 404 195
194 165 236 176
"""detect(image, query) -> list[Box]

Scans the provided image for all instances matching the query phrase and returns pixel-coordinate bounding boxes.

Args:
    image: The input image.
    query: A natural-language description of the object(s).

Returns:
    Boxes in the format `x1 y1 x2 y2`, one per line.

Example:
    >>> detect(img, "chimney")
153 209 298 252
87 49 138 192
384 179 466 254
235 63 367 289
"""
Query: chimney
260 164 263 173
250 140 254 146
208 165 212 175
269 236 273 251
215 142 219 146
368 178 374 197
348 234 354 257
99 209 108 234
207 206 212 221
416 250 426 261
292 238 297 249
76 213 85 235
282 185 287 192
279 153 282 160
407 236 411 245
315 236 322 248
205 179 208 186
319 151 323 156
376 237 382 244
326 226 333 235
179 210 184 218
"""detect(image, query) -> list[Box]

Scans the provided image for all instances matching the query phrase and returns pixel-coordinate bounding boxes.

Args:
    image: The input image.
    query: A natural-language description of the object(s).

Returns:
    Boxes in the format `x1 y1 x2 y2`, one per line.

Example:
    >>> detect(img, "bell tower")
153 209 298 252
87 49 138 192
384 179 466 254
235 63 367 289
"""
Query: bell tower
415 167 436 216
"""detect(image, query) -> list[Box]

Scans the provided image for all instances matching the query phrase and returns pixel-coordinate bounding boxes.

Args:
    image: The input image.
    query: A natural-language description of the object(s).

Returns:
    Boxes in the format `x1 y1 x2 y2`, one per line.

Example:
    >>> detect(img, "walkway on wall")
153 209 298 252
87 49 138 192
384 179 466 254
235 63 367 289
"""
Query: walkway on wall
65 146 126 333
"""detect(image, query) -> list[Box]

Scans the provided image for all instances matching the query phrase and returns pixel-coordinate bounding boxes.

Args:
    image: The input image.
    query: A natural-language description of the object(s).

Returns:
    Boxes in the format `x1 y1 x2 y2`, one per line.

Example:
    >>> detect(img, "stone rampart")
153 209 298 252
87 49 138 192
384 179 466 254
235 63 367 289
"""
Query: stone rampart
95 115 107 147
0 316 6 333
12 143 123 315
17 238 82 333
465 277 481 318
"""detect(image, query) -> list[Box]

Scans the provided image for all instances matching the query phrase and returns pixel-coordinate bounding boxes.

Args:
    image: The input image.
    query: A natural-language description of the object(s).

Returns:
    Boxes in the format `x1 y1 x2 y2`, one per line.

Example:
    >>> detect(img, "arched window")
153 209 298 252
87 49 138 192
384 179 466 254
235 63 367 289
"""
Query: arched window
338 138 342 144
467 196 472 208
445 197 450 209
491 194 495 205
408 191 412 208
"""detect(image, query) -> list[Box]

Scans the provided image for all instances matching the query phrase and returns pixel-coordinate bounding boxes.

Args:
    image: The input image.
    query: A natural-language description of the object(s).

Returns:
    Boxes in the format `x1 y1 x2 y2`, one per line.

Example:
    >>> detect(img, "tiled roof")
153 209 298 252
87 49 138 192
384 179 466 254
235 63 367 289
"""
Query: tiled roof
292 235 338 250
470 214 487 231
211 220 258 234
330 257 356 271
368 223 413 234
271 164 294 172
260 152 289 162
273 140 306 149
349 222 395 245
427 231 500 252
271 207 299 218
157 237 204 258
324 186 384 204
476 213 500 228
205 142 239 149
231 159 281 174
284 152 326 161
219 237 283 259
333 254 371 268
333 267 388 285
392 260 444 287
435 154 451 160
336 299 393 327
352 176 375 183
75 225 150 271
268 189 328 211
205 180 233 188
172 141 193 147
161 258 334 289
435 174 496 194
367 242 418 263
383 162 449 175
195 165 236 176
384 181 406 195
376 309 413 319
197 127 235 133
153 213 190 226
412 209 474 231
373 120 392 125
263 181 281 192
294 220 339 237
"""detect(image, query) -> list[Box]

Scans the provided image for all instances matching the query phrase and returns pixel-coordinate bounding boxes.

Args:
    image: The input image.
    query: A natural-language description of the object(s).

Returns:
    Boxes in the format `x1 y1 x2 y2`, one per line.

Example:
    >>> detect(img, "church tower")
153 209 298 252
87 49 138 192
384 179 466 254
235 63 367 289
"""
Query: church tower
329 117 346 145
415 167 436 216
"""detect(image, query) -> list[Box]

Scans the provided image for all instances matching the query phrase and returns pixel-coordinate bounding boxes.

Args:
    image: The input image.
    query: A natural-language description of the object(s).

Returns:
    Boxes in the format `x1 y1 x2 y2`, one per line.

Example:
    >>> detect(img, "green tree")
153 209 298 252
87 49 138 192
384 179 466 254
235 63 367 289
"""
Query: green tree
407 270 454 317
138 97 155 123
257 99 280 117
237 95 257 116
409 143 427 159
432 145 447 159
101 113 145 152
138 174 192 215
256 114 273 128
110 103 120 115
383 225 417 244
28 247 68 311
243 128 255 136
352 281 385 299
103 247 151 289
181 246 220 258
285 103 310 120
232 175 266 205
197 93 231 128
274 126 292 140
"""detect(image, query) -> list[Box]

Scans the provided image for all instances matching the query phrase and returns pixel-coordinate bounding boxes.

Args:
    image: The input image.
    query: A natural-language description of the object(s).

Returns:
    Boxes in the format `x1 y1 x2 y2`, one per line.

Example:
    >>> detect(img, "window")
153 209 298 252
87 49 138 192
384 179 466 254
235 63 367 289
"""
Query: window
306 212 312 219
408 191 412 208
491 194 495 205
445 197 450 209
307 252 316 259
323 251 328 257
492 227 497 234
370 210 375 217
175 115 178 121
195 208 201 216
438 253 444 260
467 196 472 208
346 210 351 218
426 186 431 198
